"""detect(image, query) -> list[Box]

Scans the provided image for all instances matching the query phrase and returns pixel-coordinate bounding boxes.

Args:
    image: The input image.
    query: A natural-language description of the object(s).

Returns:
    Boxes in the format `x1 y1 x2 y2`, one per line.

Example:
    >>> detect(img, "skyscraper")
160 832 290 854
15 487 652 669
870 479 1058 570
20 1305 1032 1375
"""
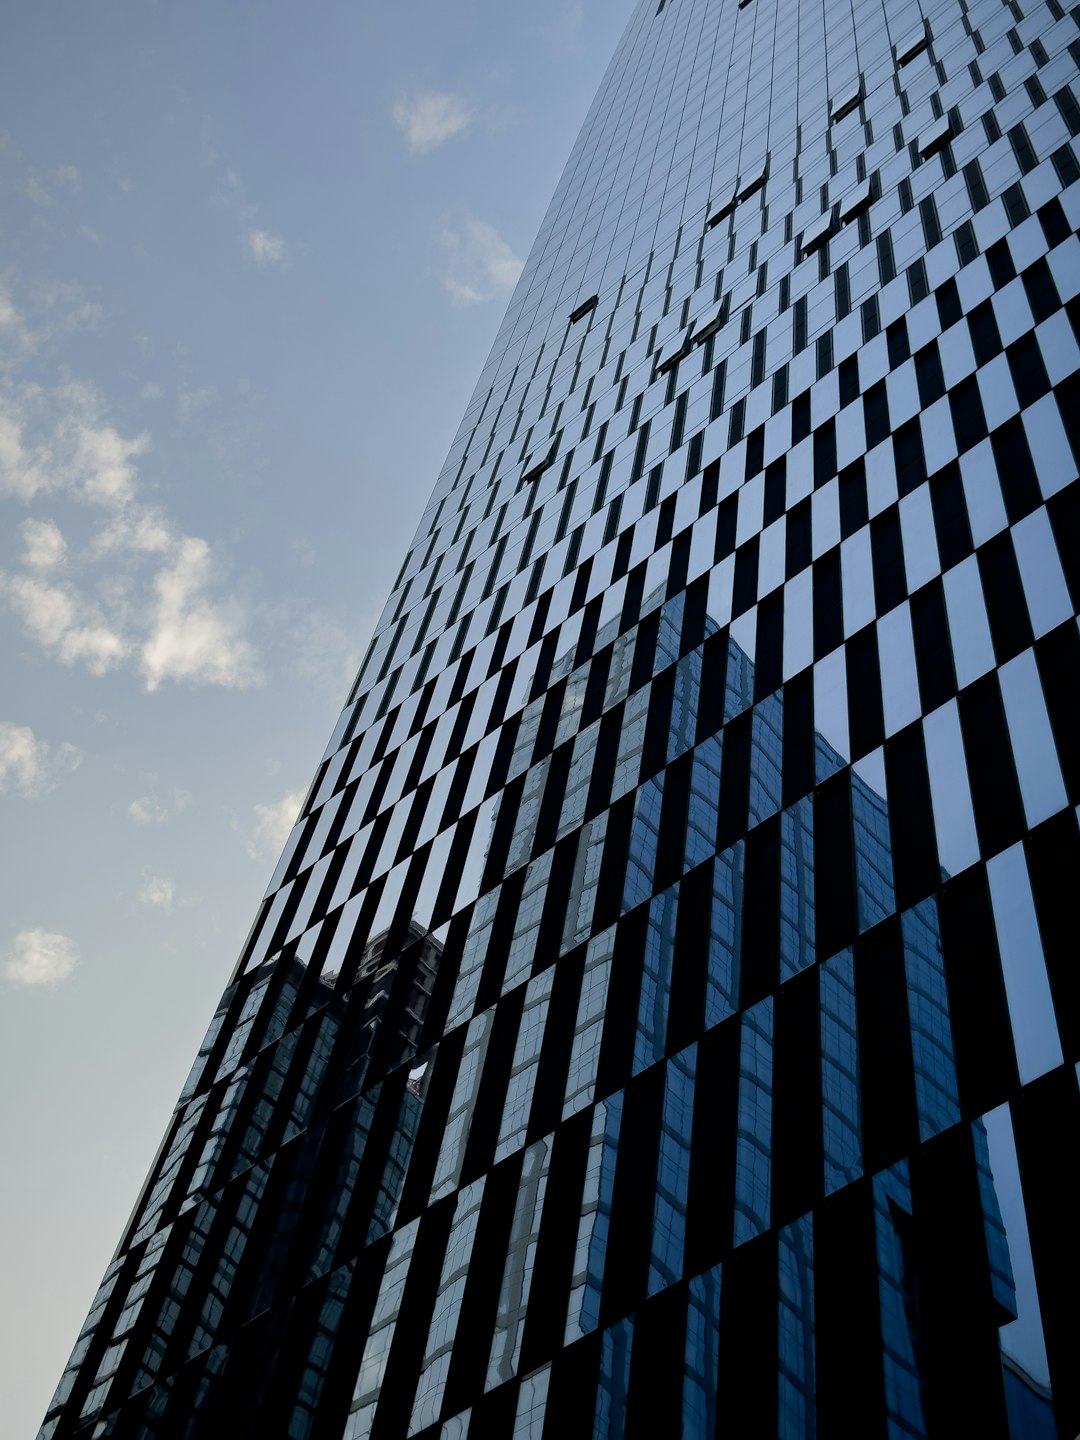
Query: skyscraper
40 0 1080 1432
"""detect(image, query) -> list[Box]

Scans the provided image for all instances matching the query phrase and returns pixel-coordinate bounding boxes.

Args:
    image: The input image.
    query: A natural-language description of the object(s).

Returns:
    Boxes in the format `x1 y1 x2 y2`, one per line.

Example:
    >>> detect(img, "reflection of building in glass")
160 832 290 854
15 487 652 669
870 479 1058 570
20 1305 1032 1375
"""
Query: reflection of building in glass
41 0 1080 1432
39 924 441 1438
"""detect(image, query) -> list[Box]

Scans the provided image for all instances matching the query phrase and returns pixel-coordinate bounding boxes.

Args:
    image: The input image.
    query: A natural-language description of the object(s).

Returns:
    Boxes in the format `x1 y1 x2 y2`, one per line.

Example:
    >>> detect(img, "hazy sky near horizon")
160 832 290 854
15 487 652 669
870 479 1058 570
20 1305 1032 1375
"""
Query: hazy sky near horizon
0 3 631 1432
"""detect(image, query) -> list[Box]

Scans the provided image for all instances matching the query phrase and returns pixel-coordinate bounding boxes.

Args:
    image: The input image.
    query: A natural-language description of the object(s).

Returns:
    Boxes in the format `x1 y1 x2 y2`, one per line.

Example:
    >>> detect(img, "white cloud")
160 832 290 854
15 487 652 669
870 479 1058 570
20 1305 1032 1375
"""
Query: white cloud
0 721 81 798
2 928 79 989
26 278 104 339
0 286 29 347
438 214 523 305
0 381 147 505
393 91 472 154
270 597 364 698
0 372 262 691
177 383 217 423
24 174 54 209
55 165 81 191
292 612 362 697
91 506 173 557
128 784 192 826
139 874 175 911
246 228 287 266
2 523 261 691
0 569 129 674
21 516 67 570
247 788 306 862
139 536 262 691
200 119 289 268
128 795 167 826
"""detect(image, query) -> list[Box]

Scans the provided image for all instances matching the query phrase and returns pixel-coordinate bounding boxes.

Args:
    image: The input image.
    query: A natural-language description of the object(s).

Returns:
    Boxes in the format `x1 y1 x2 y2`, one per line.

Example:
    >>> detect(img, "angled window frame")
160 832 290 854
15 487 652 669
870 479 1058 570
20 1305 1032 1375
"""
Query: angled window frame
656 322 697 376
519 443 559 488
736 157 769 203
896 25 930 66
830 79 863 124
800 208 836 258
839 176 874 224
569 295 599 325
917 114 954 159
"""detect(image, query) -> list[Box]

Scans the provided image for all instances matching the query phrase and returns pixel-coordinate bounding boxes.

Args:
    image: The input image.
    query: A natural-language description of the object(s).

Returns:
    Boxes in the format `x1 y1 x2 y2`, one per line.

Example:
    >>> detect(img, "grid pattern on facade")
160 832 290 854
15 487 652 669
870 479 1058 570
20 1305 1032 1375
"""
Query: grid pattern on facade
39 0 1080 1433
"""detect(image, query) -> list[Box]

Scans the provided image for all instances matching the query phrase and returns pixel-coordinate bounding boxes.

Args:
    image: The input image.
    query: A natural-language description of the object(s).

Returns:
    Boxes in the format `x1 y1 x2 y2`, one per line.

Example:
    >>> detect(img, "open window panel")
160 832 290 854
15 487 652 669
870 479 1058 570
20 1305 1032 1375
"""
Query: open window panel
839 176 873 224
830 79 863 123
656 323 697 376
800 208 835 258
896 25 930 65
706 195 737 229
519 445 558 488
569 295 599 325
692 306 726 346
917 114 953 159
736 157 769 202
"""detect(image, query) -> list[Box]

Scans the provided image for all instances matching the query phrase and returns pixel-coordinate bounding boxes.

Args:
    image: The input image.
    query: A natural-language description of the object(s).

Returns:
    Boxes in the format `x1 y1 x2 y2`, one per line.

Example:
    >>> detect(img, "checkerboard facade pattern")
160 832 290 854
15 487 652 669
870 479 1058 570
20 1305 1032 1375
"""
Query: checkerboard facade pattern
41 0 1080 1434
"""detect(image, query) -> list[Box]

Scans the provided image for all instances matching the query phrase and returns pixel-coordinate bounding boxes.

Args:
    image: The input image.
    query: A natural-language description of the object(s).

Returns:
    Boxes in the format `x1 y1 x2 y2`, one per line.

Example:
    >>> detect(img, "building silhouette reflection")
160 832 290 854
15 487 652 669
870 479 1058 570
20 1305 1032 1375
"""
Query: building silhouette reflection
42 598 1063 1439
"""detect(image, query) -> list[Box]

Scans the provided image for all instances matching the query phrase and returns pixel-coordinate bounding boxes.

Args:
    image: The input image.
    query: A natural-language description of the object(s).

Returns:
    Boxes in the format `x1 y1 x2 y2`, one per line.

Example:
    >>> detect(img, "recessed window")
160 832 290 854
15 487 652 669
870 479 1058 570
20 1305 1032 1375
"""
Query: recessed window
830 80 863 123
839 177 873 224
706 196 736 229
569 295 599 324
917 115 953 160
693 305 726 346
519 447 557 487
896 28 929 65
737 159 768 202
800 209 834 258
656 325 696 376
706 158 768 230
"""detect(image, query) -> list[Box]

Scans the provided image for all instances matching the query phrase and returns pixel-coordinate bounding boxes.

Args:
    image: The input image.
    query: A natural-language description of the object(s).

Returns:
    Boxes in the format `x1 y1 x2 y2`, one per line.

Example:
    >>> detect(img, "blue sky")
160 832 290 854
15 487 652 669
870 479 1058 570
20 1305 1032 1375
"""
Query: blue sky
0 3 629 1431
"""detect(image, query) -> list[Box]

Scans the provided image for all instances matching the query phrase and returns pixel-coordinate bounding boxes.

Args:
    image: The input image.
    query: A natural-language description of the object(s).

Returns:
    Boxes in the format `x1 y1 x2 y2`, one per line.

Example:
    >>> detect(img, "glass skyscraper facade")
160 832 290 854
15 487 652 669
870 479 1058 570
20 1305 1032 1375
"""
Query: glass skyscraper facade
40 0 1080 1433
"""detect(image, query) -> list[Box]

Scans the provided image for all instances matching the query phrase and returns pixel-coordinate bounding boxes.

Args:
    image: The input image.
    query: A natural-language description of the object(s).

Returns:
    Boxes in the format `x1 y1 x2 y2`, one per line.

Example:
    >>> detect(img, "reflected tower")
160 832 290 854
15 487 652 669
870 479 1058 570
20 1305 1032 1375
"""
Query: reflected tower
41 0 1080 1435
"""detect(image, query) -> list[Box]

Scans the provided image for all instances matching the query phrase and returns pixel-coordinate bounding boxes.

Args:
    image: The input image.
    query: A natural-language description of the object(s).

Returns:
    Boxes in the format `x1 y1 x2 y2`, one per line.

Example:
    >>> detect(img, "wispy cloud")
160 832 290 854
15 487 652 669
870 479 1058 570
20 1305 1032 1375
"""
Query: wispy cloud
437 213 523 306
0 380 147 505
141 536 261 691
21 516 67 570
201 119 290 269
267 595 364 699
0 381 263 692
1 565 130 674
393 91 472 154
128 784 192 827
0 721 81 798
128 795 167 826
139 874 175 911
15 279 104 348
246 228 287 266
23 174 55 209
176 383 218 425
0 286 31 350
247 787 305 863
0 289 19 330
2 928 79 989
